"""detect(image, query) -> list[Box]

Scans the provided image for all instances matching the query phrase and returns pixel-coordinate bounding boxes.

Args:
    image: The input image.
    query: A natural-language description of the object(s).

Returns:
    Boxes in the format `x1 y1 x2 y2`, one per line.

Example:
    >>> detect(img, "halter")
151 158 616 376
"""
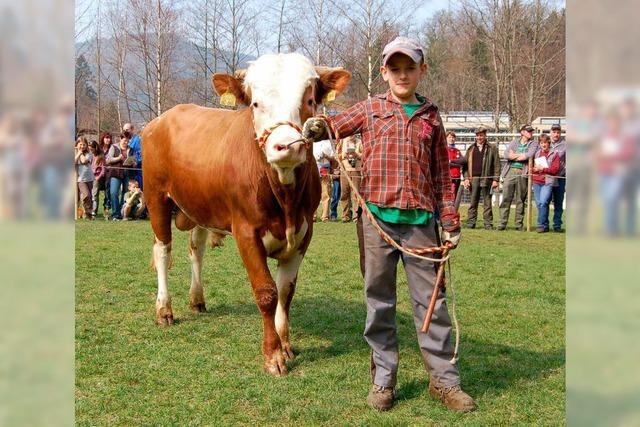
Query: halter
256 121 312 150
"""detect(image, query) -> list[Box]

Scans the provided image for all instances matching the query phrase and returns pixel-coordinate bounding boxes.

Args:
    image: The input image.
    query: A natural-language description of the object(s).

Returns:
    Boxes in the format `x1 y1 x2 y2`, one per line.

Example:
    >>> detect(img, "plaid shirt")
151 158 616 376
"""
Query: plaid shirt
328 90 460 231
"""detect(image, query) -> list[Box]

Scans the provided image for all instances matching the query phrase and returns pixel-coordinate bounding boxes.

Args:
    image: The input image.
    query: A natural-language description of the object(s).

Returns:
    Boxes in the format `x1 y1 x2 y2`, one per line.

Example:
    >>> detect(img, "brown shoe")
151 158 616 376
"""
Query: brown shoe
428 383 476 413
367 384 395 411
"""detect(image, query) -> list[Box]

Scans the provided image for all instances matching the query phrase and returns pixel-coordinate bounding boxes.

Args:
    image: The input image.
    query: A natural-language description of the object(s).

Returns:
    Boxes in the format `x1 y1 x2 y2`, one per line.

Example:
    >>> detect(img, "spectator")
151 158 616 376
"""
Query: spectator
339 135 363 222
121 180 147 220
461 126 500 229
618 99 640 236
498 124 539 231
99 131 113 217
596 110 636 236
549 124 566 232
123 123 143 188
75 137 94 219
570 99 602 234
446 131 464 209
532 134 561 233
89 140 104 219
313 138 335 222
106 133 134 221
330 166 341 221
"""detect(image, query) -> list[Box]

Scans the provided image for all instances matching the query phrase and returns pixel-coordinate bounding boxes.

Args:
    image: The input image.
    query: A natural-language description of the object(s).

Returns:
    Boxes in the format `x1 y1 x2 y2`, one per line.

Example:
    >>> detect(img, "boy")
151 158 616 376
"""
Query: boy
121 180 147 220
303 37 475 412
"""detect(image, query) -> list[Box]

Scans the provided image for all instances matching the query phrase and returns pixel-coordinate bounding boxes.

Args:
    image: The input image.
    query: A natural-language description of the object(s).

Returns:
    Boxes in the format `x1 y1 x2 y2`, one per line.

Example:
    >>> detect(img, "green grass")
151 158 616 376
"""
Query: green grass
76 215 565 426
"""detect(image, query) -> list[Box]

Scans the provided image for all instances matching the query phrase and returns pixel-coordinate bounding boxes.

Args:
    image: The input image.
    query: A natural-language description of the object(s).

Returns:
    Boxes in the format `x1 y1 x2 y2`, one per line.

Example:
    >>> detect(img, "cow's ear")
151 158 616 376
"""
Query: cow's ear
315 67 352 104
212 72 250 106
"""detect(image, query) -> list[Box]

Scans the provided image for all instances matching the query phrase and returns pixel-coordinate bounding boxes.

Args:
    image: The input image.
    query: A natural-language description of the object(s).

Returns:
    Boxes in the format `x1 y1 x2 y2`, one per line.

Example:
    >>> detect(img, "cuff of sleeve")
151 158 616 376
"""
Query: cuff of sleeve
440 208 461 232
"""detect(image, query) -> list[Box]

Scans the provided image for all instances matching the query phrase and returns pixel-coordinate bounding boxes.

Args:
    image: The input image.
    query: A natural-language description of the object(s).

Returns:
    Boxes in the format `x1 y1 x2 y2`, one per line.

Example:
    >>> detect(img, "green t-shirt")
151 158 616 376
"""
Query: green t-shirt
366 202 433 225
512 143 528 169
402 102 423 118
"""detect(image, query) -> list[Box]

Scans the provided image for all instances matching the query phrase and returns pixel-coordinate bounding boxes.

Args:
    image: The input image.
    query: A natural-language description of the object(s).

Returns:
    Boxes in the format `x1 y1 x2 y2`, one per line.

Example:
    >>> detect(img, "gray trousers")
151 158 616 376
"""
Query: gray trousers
467 177 494 228
362 214 460 388
499 168 528 229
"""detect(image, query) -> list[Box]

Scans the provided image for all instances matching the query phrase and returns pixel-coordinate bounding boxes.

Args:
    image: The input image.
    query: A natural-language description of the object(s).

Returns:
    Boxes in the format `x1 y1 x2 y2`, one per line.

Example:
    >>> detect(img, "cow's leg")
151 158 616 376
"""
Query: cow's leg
188 226 208 313
275 253 303 361
147 192 174 325
235 230 287 376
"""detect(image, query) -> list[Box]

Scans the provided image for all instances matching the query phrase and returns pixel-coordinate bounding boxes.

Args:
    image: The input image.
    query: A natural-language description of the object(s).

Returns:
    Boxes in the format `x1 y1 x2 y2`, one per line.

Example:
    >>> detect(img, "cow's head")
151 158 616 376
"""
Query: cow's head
213 53 351 184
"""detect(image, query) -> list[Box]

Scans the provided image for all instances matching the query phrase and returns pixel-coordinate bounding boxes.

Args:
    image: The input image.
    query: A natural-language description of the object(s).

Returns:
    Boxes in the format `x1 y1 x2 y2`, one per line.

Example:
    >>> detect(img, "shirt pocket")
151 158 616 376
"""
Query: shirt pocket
372 110 396 139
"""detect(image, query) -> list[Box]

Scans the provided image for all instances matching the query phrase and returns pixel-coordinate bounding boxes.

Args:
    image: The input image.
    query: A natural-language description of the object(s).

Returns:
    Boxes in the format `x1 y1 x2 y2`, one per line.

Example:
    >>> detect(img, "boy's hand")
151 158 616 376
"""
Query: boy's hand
302 118 328 141
442 229 461 248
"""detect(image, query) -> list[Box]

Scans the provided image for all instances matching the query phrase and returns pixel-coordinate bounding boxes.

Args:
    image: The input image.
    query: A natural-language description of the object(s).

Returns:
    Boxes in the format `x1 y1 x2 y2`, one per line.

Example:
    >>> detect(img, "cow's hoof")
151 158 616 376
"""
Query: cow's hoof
189 302 207 313
156 311 174 326
282 342 295 361
156 301 174 326
264 350 288 376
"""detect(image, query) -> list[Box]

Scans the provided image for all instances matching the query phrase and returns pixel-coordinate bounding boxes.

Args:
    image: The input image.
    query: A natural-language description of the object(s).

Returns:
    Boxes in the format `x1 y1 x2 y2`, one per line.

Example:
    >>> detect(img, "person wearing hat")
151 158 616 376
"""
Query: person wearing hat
302 36 475 413
498 124 539 230
549 123 566 231
461 126 501 229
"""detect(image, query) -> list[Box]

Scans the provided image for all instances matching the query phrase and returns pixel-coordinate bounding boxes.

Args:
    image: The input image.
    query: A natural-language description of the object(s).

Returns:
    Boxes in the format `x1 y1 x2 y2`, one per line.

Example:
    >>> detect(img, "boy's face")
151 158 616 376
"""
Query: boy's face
381 54 427 102
129 182 139 192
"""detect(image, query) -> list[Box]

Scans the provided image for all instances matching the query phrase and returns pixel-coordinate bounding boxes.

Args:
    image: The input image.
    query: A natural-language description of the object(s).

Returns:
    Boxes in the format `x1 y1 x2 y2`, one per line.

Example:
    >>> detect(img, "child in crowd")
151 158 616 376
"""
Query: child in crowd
75 137 94 219
121 180 147 220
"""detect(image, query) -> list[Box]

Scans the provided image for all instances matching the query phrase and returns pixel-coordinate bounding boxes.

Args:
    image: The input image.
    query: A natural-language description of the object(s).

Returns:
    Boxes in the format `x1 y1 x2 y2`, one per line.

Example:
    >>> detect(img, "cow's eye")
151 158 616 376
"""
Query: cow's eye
307 99 314 106
252 102 258 108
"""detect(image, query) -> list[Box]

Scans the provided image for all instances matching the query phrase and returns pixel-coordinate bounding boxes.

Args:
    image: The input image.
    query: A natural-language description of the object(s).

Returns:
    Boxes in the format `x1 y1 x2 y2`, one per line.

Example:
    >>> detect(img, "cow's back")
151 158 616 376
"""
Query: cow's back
142 104 260 228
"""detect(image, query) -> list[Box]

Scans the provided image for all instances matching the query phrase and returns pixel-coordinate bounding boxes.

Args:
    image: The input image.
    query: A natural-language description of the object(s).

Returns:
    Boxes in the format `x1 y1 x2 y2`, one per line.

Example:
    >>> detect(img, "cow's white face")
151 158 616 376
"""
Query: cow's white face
244 54 318 182
212 53 351 185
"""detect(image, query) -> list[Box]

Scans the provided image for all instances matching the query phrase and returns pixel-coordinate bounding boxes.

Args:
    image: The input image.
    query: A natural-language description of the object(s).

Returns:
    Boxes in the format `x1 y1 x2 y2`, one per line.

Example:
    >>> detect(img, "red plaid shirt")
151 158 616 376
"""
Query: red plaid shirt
328 90 460 231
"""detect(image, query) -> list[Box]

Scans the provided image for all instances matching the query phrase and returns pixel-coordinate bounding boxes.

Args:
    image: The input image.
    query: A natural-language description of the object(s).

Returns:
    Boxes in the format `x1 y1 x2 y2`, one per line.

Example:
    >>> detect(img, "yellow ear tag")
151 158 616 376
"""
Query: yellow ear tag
220 91 237 107
323 90 336 103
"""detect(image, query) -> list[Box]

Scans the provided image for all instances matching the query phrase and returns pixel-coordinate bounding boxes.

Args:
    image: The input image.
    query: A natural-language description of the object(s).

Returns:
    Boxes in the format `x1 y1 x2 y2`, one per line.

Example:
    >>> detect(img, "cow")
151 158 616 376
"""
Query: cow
141 53 351 376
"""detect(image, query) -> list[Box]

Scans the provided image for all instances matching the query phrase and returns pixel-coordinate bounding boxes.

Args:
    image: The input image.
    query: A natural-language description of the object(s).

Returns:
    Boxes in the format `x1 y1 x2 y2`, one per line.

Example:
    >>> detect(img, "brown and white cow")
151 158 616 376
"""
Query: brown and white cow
141 53 350 375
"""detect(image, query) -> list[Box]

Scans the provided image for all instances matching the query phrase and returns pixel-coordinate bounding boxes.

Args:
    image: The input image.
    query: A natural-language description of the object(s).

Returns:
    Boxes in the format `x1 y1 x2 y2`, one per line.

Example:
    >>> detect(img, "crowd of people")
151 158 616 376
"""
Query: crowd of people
74 123 145 221
444 124 566 233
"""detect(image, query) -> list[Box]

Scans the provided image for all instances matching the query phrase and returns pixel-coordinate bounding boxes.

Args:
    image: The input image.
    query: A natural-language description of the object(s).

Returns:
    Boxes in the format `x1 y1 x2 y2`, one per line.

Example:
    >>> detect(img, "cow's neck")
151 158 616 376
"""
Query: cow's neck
266 164 308 257
274 166 296 185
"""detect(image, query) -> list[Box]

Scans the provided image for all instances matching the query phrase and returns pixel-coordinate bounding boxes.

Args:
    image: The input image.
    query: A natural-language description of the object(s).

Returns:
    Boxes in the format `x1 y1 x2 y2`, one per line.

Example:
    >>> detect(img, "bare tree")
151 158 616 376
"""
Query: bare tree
328 0 418 98
184 0 224 106
219 0 258 73
126 0 181 120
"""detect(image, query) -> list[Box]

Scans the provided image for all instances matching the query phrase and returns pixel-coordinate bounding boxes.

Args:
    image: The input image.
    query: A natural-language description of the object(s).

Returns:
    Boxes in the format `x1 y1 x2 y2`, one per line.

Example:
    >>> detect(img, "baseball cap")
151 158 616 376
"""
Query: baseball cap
550 123 562 131
475 126 488 134
382 37 424 66
520 124 534 132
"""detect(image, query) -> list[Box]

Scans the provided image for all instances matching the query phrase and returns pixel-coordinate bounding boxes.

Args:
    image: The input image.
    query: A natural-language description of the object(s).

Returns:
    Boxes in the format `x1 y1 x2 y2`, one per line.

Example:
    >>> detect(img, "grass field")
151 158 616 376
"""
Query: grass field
76 214 565 426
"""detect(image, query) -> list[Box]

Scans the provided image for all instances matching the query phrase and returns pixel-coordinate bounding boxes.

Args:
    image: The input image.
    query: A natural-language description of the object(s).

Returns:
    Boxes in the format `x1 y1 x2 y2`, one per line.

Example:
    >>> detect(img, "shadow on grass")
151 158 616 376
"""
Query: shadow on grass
178 294 563 398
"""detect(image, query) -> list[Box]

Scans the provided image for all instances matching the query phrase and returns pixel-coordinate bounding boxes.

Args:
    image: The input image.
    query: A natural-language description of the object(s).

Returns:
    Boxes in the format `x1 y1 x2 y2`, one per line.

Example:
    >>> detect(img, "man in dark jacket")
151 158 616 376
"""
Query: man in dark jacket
462 126 501 229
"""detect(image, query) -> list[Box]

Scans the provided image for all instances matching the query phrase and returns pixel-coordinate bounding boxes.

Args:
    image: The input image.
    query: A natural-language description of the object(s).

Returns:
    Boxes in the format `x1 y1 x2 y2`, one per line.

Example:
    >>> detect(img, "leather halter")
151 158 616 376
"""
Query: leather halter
256 121 312 150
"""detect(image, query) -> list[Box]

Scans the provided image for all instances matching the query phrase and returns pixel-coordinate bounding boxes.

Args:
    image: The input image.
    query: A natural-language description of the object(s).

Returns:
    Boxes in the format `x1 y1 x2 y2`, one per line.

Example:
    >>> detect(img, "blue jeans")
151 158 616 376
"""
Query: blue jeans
551 178 566 230
600 174 624 235
109 176 128 219
533 183 553 230
330 178 341 219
